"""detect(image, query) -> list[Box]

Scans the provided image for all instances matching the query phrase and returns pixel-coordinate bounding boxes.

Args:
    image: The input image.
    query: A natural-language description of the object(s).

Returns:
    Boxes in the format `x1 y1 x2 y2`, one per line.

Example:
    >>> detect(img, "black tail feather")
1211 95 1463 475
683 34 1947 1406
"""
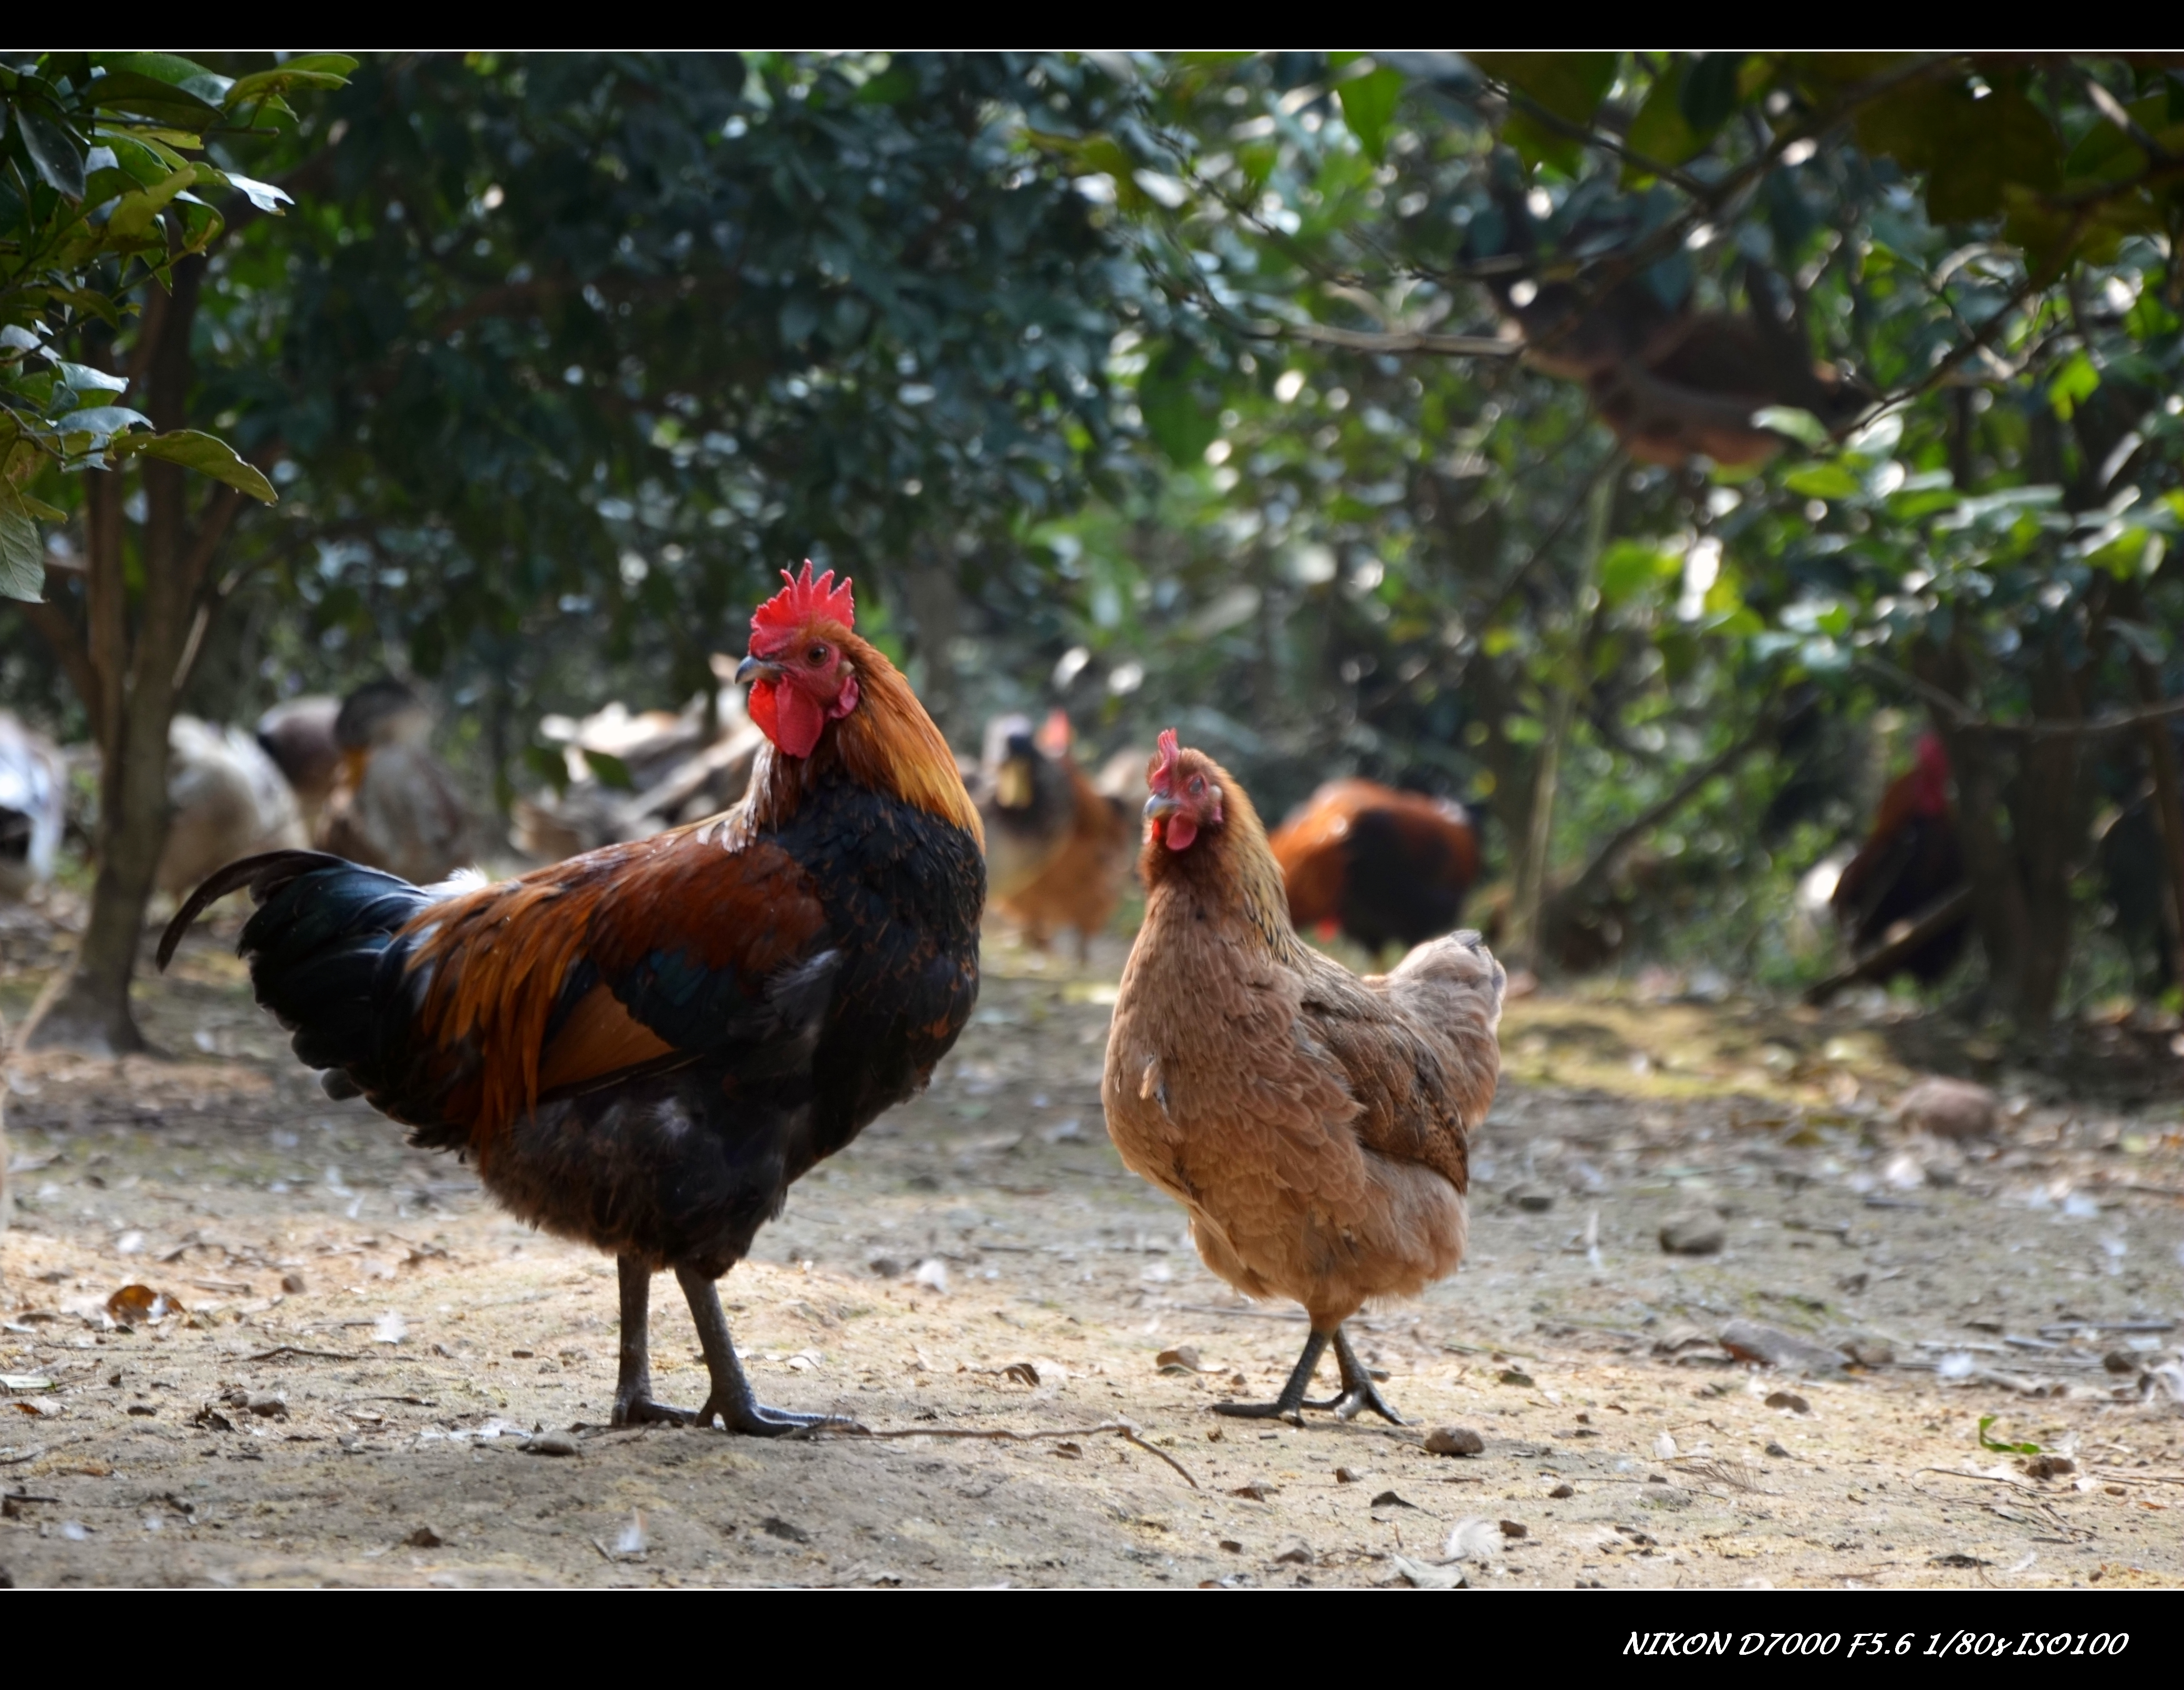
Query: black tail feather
156 849 359 971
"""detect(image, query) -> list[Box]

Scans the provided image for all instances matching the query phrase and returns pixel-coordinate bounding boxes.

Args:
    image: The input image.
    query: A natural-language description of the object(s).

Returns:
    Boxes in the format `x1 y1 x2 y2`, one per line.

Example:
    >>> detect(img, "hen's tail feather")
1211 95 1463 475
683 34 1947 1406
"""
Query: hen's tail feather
156 849 363 971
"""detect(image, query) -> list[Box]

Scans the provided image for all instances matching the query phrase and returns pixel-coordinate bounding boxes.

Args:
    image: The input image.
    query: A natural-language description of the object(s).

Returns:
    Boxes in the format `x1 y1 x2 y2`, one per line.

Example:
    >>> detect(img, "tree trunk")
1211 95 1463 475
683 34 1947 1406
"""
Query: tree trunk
1509 467 1613 973
897 546 964 743
25 257 230 1054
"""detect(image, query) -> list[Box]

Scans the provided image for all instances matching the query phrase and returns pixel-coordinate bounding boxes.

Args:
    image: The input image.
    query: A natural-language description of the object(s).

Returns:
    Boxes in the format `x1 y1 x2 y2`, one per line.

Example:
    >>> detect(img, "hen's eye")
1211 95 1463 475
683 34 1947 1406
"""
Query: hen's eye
807 645 829 665
1189 777 1204 795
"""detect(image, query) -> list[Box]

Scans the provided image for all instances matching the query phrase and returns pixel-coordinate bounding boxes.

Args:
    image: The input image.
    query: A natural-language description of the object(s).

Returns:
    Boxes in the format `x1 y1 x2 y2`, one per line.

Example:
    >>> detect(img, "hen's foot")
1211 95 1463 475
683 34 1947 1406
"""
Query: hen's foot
1210 1327 1330 1425
1330 1326 1406 1425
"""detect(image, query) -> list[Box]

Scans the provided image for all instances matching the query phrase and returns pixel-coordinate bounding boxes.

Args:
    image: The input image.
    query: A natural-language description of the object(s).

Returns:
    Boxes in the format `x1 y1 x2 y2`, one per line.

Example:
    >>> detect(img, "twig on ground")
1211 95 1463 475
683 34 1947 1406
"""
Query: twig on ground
838 1419 1200 1488
242 1345 367 1362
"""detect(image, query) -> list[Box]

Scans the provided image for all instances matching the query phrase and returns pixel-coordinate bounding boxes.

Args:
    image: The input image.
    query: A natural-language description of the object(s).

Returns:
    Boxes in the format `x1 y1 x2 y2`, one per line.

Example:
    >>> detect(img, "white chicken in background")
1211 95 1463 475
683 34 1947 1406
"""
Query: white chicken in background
319 678 473 885
0 712 67 900
157 717 308 899
254 694 341 833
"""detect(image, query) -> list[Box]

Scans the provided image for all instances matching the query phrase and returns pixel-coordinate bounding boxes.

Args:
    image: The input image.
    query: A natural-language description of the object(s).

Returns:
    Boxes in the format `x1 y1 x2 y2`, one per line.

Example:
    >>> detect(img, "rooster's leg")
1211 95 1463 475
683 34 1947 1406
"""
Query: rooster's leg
611 1256 696 1427
1329 1324 1405 1425
1213 1328 1334 1422
675 1265 862 1437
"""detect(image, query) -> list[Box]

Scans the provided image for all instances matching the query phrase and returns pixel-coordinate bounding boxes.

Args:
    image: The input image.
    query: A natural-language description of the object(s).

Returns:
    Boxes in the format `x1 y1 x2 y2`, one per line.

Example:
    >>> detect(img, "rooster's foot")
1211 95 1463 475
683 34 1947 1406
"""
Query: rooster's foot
1211 1398 1308 1427
612 1395 697 1428
694 1395 862 1438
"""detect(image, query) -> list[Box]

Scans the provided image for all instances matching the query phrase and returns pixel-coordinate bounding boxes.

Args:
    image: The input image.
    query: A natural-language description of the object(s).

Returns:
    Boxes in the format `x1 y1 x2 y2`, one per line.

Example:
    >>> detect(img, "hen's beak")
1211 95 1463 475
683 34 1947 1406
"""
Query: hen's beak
1143 793 1180 822
735 654 784 686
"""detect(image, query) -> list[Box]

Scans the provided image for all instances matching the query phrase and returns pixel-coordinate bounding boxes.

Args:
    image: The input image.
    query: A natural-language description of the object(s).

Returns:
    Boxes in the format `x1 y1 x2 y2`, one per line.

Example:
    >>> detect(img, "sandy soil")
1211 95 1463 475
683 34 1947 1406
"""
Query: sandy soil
1 912 2180 1589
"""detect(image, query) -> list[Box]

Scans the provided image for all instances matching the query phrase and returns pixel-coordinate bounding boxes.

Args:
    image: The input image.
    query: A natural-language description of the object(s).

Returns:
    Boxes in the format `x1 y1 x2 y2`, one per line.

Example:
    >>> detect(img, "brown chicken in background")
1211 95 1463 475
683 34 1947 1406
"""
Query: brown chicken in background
1271 779 1480 958
254 696 342 833
993 712 1138 961
1104 732 1504 1424
320 679 474 886
974 712 1078 901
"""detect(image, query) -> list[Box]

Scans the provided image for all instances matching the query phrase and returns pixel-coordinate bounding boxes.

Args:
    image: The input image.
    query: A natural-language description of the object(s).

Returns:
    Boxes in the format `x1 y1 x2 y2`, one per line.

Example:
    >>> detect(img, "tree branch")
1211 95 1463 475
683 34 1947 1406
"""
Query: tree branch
1862 657 2184 738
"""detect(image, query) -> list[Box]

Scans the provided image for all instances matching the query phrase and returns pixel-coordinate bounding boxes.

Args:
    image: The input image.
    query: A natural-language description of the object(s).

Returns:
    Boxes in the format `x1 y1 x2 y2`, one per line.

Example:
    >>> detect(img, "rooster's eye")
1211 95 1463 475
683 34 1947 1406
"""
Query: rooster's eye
807 645 829 665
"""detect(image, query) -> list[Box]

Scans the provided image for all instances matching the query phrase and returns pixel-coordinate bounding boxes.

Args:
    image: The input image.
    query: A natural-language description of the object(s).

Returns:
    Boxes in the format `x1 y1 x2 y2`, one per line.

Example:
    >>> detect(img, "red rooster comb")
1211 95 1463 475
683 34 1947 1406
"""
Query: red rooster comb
751 562 855 646
1149 728 1181 795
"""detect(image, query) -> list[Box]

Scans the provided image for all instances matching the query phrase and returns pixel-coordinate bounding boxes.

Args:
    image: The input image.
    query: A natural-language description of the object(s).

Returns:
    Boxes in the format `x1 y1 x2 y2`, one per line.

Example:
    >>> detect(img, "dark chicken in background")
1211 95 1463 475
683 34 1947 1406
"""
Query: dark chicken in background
974 712 1078 903
319 679 474 886
160 566 985 1435
991 712 1139 962
1270 779 1480 957
1829 733 1968 984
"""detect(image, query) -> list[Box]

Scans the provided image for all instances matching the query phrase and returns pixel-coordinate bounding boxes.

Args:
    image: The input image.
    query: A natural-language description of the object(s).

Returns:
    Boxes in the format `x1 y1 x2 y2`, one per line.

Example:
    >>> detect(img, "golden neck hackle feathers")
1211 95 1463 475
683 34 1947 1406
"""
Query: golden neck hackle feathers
744 625 983 847
1142 755 1305 966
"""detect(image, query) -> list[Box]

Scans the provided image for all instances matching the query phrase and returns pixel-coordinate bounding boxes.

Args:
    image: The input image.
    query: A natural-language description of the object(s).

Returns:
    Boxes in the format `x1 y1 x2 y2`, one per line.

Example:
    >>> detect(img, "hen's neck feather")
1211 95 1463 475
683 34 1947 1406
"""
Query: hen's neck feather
1142 762 1306 966
743 631 982 845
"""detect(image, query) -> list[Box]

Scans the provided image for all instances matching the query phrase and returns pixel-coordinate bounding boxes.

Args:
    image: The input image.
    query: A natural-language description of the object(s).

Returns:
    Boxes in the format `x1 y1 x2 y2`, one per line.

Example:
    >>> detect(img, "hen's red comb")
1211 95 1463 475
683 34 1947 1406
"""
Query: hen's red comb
1150 728 1181 794
752 561 855 643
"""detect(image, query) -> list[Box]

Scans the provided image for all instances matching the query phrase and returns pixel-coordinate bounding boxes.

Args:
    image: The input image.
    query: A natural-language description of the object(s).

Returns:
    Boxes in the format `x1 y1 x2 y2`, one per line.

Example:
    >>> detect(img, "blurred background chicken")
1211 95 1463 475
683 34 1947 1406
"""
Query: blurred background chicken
1270 778 1480 958
0 712 67 901
1828 733 1968 984
975 711 1079 902
156 717 308 900
512 660 764 863
253 696 342 835
319 678 473 885
1105 733 1504 1424
989 713 1139 961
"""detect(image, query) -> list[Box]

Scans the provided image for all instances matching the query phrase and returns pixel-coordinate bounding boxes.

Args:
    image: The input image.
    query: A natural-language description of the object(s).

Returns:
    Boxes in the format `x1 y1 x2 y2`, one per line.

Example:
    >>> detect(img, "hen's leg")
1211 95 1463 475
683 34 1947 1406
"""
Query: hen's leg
1213 1328 1333 1423
1329 1324 1405 1425
611 1256 696 1427
676 1264 862 1437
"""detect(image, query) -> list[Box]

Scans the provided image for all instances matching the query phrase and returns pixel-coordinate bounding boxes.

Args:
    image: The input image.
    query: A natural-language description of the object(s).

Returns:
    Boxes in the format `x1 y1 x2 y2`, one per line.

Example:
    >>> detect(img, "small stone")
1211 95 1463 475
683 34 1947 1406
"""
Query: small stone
523 1430 580 1457
404 1526 444 1548
1659 1216 1725 1256
1271 1538 1312 1565
1895 1076 1997 1140
1424 1425 1485 1457
1498 1520 1528 1539
1548 1483 1574 1499
2104 1351 2139 1374
245 1393 286 1418
867 1257 902 1279
1765 1441 1793 1459
1497 1368 1535 1387
1334 1466 1363 1484
2021 1455 2075 1480
1509 1186 1554 1212
1764 1391 1812 1414
279 1272 306 1294
1369 1490 1417 1509
1219 1539 1243 1553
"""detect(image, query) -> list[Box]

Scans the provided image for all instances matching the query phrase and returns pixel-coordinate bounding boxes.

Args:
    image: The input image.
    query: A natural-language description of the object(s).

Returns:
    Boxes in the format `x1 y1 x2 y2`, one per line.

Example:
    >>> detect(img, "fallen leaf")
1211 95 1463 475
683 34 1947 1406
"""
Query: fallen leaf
104 1284 177 1325
1369 1490 1417 1509
1156 1345 1203 1374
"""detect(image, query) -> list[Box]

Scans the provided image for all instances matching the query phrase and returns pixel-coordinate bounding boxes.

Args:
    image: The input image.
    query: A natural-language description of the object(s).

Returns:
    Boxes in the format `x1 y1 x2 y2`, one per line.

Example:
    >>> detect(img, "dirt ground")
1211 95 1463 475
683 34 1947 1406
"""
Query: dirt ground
2 904 2181 1589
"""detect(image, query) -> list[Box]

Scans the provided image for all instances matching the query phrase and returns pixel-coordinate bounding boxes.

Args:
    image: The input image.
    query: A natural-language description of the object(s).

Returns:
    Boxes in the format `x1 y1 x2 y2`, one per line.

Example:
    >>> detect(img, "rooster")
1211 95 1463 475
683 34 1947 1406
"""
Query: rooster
1830 733 1968 984
159 566 985 1435
1104 732 1504 1424
1270 779 1480 957
993 713 1138 961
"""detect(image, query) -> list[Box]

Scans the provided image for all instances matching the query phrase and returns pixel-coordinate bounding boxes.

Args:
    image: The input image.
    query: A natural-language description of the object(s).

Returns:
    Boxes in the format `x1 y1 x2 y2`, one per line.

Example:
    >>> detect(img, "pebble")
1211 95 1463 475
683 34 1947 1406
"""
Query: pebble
1659 1215 1725 1255
1271 1538 1312 1565
2104 1351 2139 1374
1895 1076 1997 1139
1764 1390 1813 1414
1765 1440 1793 1458
245 1393 286 1418
523 1430 581 1457
1424 1425 1485 1457
1547 1482 1574 1499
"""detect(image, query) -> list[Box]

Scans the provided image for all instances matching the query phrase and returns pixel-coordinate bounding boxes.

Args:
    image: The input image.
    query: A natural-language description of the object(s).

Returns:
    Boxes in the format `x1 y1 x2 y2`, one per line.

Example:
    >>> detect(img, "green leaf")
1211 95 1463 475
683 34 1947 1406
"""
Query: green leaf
1752 406 1832 450
222 56 358 109
1784 463 1864 500
1598 540 1678 607
1501 110 1582 177
1678 53 1745 134
0 489 47 602
109 428 276 502
54 361 128 396
523 741 571 797
56 405 151 448
1977 1415 2040 1456
1471 53 1618 126
587 749 636 791
83 70 226 129
105 167 195 242
1137 345 1221 467
2048 350 2099 421
1336 65 1406 163
1626 67 1705 175
17 109 87 200
853 63 917 106
210 171 292 215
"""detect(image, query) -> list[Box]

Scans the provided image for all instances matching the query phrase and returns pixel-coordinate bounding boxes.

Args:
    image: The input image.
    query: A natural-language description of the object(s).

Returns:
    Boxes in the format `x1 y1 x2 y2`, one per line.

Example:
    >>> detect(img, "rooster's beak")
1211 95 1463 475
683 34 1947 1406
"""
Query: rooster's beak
735 654 784 686
1143 793 1179 822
